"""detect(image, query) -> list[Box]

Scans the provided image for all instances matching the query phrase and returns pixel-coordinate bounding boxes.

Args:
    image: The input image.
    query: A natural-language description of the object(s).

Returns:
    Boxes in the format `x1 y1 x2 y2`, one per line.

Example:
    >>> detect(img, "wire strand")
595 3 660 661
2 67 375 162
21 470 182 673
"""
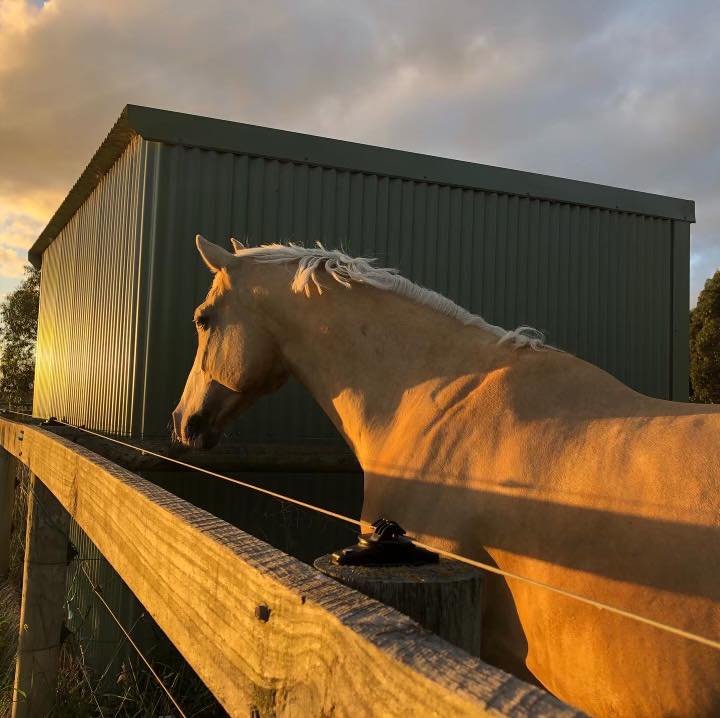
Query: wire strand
58 419 360 529
8 466 189 716
411 540 720 651
78 563 188 718
5 410 720 653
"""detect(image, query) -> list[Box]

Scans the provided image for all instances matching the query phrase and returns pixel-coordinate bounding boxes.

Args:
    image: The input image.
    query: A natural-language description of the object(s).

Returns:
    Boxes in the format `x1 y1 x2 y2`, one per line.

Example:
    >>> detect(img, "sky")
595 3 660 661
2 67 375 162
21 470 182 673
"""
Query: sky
0 0 718 306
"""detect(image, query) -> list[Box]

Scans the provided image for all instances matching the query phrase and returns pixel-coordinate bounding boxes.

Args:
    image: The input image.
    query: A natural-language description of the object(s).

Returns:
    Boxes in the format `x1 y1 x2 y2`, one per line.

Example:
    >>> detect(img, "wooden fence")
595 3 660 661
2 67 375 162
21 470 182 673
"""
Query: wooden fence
0 416 583 717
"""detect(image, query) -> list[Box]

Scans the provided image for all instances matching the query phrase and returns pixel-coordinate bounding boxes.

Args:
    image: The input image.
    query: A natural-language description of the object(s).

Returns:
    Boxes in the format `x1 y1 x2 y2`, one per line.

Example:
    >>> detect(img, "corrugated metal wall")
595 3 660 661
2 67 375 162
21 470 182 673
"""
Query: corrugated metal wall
138 141 677 439
33 136 686 439
33 136 147 434
31 127 689 680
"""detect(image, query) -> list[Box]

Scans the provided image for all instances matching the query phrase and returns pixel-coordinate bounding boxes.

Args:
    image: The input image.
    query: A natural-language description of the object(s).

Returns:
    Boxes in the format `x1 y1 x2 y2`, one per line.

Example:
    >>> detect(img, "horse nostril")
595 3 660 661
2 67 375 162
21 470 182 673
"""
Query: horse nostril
185 413 207 438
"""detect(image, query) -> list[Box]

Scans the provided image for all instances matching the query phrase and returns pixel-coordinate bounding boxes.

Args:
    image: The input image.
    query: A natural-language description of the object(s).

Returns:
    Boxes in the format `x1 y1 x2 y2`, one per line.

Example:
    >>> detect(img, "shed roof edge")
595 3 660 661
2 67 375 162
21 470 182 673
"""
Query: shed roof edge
29 104 696 266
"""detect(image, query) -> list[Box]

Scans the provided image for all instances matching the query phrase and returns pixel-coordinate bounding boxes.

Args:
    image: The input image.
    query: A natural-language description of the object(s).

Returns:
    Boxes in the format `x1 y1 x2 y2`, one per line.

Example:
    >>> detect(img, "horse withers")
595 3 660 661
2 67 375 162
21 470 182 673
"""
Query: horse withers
173 234 720 718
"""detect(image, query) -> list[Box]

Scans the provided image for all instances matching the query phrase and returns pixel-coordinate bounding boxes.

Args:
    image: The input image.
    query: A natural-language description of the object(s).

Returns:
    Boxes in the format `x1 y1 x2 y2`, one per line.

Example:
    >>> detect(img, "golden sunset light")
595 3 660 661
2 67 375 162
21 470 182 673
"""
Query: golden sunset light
1 1 719 301
0 2 719 717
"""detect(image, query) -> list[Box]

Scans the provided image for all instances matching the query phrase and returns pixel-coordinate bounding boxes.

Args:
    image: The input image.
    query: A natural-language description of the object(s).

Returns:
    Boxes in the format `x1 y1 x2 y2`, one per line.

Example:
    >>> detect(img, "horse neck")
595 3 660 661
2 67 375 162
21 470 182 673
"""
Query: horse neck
257 270 503 460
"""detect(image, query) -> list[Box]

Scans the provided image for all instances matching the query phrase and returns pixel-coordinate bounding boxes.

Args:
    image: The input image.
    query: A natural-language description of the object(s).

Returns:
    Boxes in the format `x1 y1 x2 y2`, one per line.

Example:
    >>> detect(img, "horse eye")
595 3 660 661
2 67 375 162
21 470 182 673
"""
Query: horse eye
194 315 209 330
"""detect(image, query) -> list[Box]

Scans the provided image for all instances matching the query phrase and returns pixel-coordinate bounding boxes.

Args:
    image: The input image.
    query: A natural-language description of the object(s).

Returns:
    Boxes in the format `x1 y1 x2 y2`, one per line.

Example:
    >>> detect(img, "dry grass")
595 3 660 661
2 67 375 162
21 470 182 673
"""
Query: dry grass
0 581 20 718
0 459 27 717
0 462 227 718
51 638 228 717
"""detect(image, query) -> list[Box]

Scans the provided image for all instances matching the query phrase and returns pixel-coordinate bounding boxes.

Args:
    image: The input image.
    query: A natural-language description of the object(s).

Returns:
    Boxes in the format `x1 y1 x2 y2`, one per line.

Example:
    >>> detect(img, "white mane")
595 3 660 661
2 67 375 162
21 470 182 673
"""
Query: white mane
239 243 549 350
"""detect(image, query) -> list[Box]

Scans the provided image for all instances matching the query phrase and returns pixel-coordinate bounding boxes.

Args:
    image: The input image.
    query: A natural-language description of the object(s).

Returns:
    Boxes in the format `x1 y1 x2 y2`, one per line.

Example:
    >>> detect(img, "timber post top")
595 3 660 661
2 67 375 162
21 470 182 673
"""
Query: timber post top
29 103 696 268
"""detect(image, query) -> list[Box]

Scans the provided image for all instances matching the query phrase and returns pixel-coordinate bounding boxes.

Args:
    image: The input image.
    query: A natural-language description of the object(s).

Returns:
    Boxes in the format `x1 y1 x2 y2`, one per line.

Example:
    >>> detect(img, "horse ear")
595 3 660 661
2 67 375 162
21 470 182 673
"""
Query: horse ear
230 238 245 254
196 235 235 273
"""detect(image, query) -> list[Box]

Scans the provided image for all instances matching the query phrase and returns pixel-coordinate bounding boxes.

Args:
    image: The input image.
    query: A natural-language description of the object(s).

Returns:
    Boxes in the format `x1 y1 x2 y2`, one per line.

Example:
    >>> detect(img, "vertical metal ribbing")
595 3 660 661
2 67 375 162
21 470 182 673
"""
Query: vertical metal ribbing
136 141 162 438
36 142 681 440
517 196 531 328
32 136 145 434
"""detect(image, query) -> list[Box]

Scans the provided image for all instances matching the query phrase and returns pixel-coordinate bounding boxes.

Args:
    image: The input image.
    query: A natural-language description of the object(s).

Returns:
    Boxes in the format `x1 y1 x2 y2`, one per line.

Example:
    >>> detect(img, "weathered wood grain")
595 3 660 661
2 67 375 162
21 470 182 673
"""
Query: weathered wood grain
0 417 585 718
315 554 484 657
12 474 70 718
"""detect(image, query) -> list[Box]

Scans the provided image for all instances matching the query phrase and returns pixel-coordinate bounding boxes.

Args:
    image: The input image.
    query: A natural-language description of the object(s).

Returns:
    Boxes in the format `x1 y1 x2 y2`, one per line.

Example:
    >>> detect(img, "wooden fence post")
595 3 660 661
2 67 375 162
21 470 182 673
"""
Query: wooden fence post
314 554 484 656
0 448 17 578
12 474 70 718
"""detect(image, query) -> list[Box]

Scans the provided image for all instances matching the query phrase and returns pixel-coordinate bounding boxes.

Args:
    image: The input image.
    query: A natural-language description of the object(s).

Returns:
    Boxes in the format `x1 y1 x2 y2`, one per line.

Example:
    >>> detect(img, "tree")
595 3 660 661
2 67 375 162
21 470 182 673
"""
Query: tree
690 269 720 403
0 265 40 409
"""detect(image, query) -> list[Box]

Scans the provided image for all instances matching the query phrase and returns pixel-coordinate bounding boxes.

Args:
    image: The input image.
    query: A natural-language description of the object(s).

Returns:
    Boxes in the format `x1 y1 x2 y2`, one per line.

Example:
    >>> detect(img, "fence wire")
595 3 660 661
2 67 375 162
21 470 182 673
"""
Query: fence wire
12 472 220 717
78 563 187 718
4 409 720 655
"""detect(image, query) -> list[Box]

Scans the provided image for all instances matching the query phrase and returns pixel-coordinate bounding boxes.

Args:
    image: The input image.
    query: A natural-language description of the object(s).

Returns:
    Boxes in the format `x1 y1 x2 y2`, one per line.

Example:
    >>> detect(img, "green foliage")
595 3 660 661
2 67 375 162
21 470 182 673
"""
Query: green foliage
0 265 40 409
690 269 720 403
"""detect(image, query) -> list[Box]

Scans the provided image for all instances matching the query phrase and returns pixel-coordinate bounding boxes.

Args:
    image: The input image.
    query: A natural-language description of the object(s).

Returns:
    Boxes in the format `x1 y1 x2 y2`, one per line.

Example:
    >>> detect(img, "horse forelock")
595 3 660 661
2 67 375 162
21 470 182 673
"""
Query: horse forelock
206 268 231 302
236 243 551 350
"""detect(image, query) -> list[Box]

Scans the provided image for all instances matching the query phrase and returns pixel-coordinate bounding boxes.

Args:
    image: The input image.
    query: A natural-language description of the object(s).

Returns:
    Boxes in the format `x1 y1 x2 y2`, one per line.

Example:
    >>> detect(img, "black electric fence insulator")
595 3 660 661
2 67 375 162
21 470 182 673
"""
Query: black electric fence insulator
332 517 439 566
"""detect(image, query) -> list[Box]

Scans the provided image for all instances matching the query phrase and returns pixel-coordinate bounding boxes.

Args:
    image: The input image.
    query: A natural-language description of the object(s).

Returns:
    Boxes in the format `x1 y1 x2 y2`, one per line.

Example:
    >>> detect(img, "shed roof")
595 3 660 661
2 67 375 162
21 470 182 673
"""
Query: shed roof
29 104 696 267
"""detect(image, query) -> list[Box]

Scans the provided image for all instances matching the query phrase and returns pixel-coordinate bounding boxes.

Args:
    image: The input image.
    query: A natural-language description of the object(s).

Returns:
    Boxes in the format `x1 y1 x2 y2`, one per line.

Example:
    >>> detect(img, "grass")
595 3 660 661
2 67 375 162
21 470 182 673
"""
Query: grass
0 462 229 718
51 636 228 717
0 581 20 717
0 460 27 717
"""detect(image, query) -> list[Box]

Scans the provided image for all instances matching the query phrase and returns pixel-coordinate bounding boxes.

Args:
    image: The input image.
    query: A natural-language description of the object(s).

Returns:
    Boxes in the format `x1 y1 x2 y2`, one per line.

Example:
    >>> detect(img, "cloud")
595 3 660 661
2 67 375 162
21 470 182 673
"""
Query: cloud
0 245 28 279
0 0 717 302
0 197 44 287
0 204 45 248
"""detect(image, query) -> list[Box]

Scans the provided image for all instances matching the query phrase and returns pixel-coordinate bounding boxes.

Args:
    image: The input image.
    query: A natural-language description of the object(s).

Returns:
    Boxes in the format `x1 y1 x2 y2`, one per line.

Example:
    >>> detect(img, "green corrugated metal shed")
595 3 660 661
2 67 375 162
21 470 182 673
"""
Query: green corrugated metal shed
29 104 694 679
31 104 694 440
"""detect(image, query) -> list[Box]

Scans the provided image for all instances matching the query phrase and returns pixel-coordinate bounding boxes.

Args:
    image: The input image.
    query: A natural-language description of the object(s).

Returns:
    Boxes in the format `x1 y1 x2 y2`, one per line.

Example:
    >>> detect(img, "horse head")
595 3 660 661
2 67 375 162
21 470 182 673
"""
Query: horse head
172 235 289 448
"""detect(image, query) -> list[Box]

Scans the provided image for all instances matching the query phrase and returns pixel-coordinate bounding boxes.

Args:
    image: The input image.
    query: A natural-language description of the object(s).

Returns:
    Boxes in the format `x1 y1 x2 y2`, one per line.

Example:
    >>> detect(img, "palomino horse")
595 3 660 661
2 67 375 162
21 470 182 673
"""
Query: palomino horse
173 235 720 717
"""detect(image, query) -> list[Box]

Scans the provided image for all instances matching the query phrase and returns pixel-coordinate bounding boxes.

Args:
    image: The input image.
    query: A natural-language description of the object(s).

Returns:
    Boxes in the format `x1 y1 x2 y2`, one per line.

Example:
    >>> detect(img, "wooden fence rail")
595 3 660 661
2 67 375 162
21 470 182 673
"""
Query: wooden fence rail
0 416 584 717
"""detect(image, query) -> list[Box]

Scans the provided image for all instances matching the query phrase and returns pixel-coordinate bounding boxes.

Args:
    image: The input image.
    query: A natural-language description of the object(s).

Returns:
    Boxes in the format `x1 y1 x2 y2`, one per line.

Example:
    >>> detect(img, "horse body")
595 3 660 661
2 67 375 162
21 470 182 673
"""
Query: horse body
361 355 720 717
174 236 720 717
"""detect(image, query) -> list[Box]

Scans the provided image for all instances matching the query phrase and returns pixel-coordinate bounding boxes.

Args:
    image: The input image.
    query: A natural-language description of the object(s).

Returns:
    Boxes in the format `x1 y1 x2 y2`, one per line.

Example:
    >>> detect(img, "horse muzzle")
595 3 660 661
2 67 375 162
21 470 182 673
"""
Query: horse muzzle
173 410 220 449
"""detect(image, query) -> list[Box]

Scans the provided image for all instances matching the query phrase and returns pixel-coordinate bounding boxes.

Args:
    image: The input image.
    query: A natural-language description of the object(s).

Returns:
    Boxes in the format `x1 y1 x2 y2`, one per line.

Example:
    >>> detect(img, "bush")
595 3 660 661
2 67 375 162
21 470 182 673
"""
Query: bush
690 269 720 403
0 266 40 410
